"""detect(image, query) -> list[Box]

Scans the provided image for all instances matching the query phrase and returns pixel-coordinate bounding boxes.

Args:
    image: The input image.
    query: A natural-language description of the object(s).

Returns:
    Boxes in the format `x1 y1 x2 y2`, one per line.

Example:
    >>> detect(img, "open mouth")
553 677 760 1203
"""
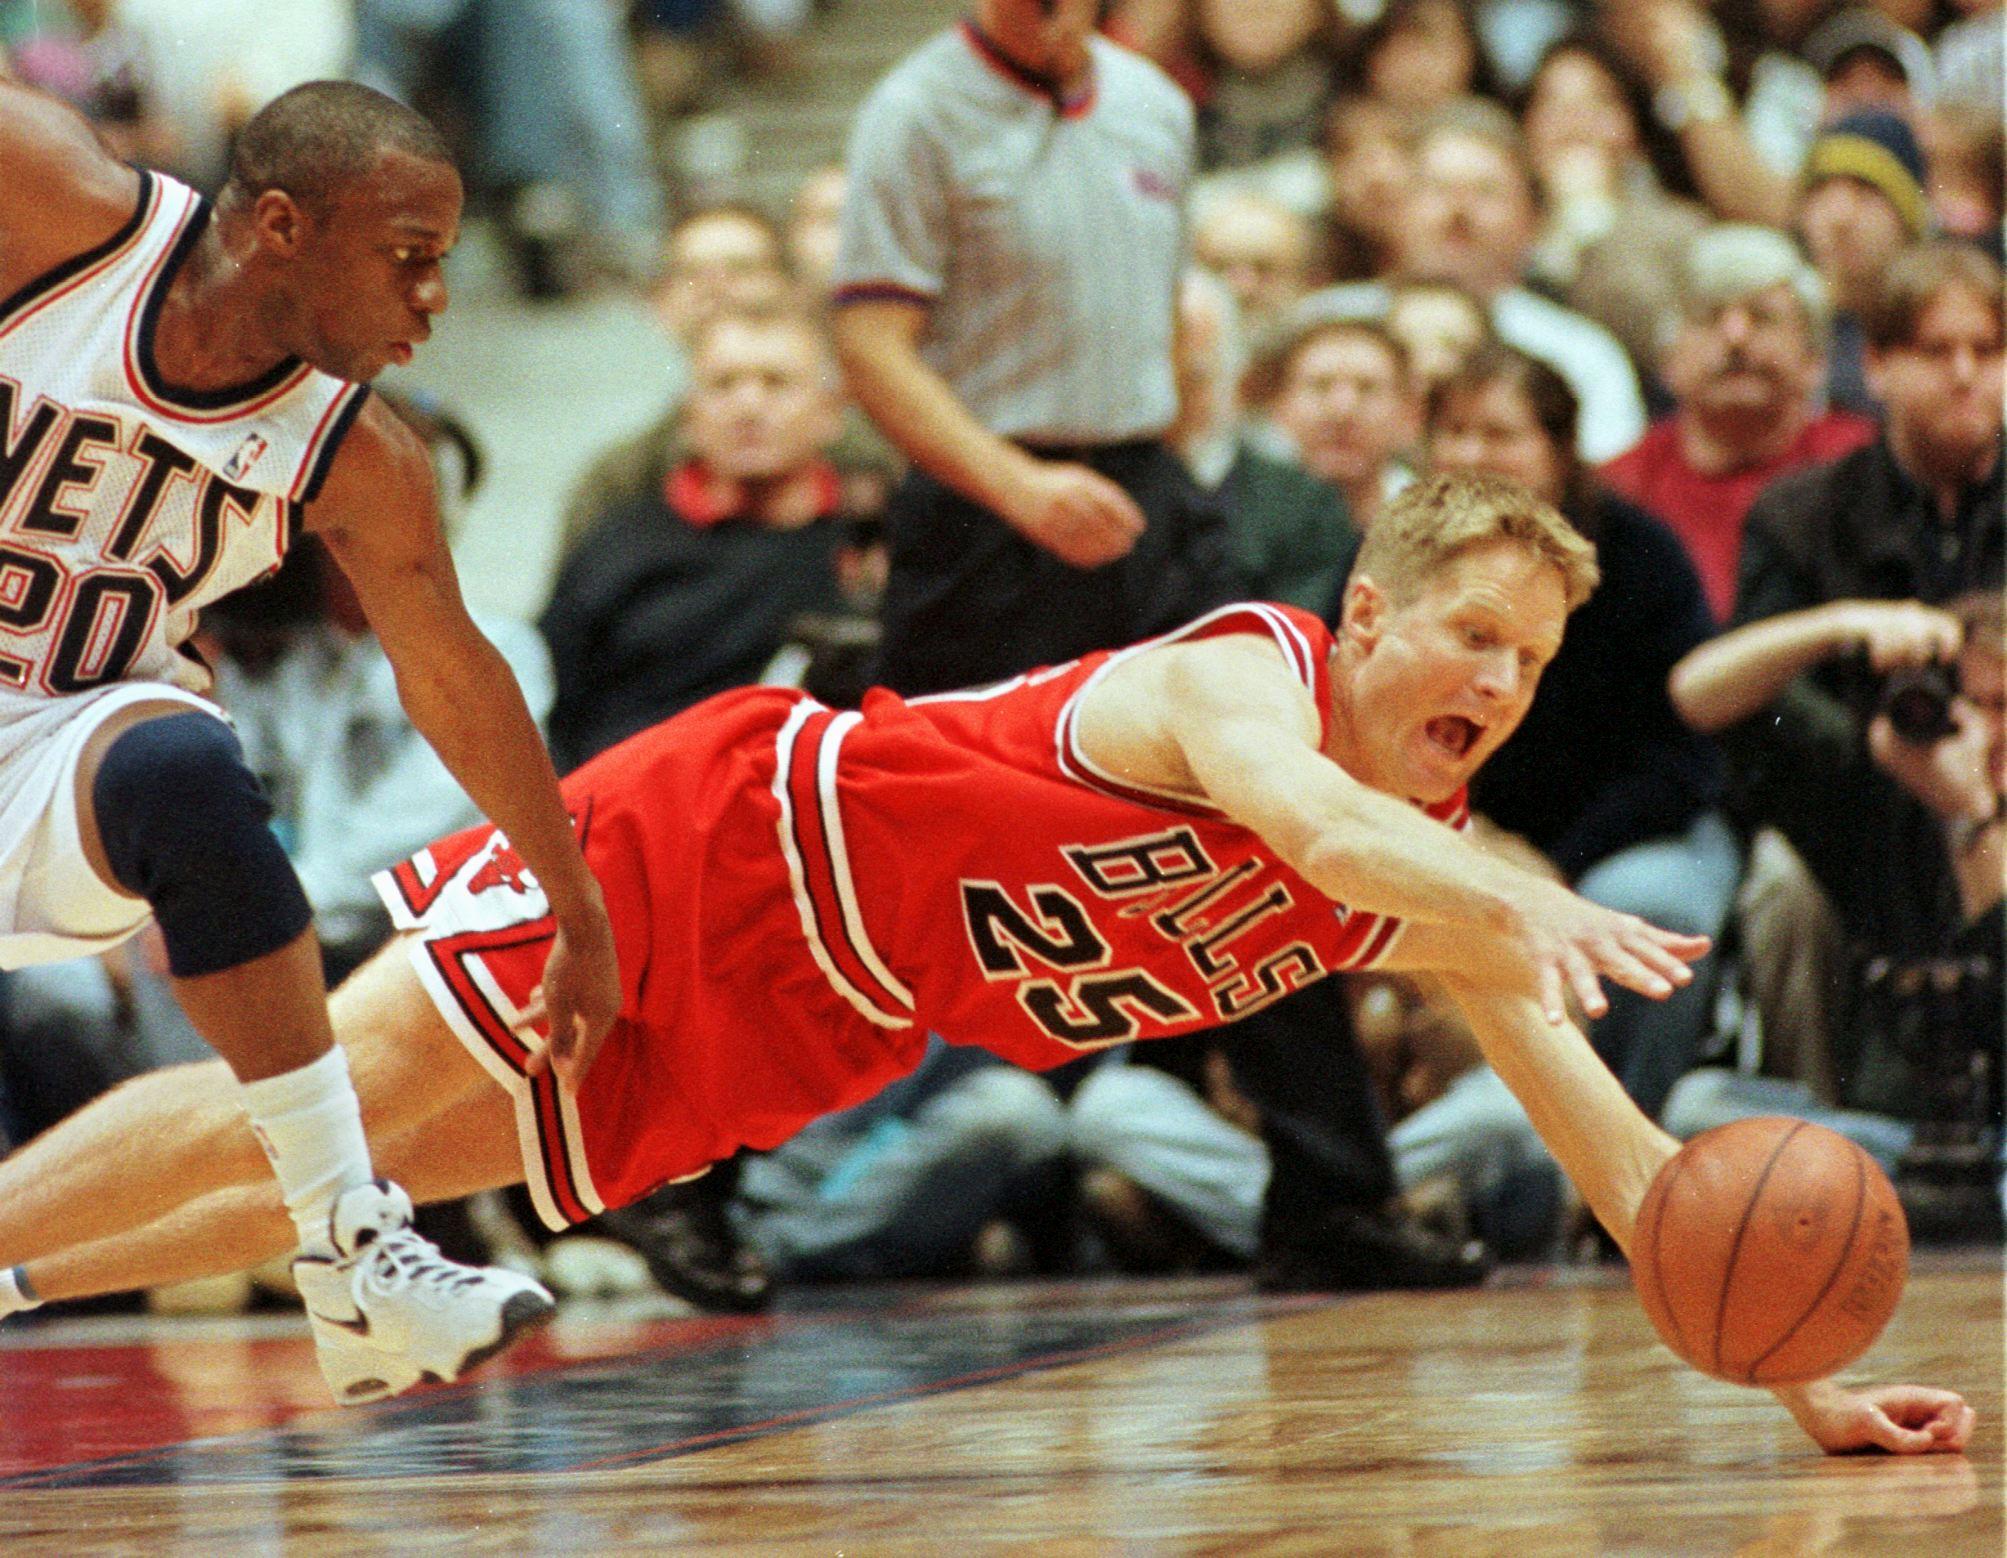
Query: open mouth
1424 715 1482 759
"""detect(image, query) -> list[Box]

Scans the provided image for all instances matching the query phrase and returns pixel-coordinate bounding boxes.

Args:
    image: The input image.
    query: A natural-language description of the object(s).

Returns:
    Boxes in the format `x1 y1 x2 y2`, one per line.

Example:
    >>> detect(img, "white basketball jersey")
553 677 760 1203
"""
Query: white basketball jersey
0 169 367 696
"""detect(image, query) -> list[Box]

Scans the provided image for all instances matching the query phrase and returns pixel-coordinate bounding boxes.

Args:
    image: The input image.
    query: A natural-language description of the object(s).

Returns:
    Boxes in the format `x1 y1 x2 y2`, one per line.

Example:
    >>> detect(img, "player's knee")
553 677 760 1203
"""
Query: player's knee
90 712 312 978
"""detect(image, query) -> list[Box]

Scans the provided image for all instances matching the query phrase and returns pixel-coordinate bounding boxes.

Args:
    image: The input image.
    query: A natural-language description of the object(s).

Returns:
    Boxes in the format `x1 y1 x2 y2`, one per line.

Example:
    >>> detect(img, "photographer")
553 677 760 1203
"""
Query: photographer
1671 592 2003 1228
1668 242 2002 1231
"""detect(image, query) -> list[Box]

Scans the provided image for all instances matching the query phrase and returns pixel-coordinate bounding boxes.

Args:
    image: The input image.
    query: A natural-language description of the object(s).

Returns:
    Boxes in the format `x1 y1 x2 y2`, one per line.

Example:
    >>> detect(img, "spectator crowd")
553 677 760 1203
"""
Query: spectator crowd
1 0 1999 1314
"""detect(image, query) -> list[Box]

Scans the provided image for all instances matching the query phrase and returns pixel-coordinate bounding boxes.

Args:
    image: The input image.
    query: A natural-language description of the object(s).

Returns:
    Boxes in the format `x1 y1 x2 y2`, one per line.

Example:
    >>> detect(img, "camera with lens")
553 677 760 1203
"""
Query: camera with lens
1876 661 1961 744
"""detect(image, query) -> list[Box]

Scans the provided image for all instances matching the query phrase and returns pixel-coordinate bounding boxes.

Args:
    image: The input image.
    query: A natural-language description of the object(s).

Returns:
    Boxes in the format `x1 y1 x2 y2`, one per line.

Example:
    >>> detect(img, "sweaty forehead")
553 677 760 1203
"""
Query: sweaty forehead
332 151 461 235
1432 545 1568 635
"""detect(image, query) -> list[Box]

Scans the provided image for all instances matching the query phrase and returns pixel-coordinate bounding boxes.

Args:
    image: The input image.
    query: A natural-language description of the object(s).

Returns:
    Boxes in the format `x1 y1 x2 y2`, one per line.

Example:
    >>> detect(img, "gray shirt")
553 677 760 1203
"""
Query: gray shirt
833 23 1192 444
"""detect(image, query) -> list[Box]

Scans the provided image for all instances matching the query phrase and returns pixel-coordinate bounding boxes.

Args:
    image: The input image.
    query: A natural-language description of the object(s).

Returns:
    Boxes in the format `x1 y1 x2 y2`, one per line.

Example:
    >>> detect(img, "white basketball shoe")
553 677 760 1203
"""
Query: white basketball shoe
292 1180 555 1405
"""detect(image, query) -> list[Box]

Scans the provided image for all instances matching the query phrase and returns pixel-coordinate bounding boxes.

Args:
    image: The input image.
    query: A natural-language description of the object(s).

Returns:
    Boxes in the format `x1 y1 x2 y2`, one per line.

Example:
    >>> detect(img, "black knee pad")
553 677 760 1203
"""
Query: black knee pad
91 712 313 978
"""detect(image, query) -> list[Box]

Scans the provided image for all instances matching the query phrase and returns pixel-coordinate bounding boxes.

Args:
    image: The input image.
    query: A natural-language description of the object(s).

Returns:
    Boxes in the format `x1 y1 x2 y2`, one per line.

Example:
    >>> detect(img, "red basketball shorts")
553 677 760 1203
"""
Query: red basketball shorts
373 688 927 1230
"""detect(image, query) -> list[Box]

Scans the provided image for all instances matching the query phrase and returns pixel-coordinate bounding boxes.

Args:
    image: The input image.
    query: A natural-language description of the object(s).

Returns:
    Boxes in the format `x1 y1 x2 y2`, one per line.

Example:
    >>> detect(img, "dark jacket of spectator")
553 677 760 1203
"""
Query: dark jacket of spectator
1470 491 1725 880
540 469 850 773
1720 436 2004 960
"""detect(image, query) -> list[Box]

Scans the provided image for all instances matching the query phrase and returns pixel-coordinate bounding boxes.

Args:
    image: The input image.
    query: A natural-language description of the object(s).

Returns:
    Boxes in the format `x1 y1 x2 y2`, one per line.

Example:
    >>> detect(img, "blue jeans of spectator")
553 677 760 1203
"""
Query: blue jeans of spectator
1389 1067 1565 1258
1070 1054 1268 1260
1575 810 1744 1120
355 0 663 240
1072 1051 1570 1261
737 1062 1068 1280
1661 1070 1916 1172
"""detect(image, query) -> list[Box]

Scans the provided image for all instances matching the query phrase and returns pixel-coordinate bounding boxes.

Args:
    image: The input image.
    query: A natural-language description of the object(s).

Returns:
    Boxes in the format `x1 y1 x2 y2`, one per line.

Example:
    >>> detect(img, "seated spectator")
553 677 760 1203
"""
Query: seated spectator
1318 94 1412 283
1170 271 1354 613
1517 32 1709 389
1803 8 1934 121
1070 939 1568 1270
1796 109 1933 415
787 164 848 300
1935 0 2005 118
1601 224 1878 623
1671 589 2002 1231
541 306 869 773
1384 279 1492 398
561 202 900 552
1298 99 1649 461
1602 0 1826 228
734 1038 1070 1281
1350 0 1491 119
1190 185 1318 342
1668 243 2003 1229
1189 0 1342 171
1261 317 1420 537
1922 105 2004 262
1429 344 1739 1120
649 204 795 353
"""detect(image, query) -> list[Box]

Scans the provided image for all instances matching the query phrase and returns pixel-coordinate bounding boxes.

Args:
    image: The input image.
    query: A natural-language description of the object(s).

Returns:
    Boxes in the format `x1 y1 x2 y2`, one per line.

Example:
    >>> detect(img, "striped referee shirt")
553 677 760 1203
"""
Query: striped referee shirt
833 21 1193 445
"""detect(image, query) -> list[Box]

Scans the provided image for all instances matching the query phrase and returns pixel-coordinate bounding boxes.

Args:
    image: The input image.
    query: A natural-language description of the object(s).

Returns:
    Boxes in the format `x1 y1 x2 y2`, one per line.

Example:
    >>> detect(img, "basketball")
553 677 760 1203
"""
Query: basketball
1630 1117 1910 1385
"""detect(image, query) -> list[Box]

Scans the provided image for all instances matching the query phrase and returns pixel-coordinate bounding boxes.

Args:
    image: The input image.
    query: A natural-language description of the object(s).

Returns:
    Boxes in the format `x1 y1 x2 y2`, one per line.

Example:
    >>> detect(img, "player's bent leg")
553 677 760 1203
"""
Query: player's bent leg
0 1058 261 1271
76 704 377 1261
292 947 557 1404
22 1081 527 1308
0 937 495 1272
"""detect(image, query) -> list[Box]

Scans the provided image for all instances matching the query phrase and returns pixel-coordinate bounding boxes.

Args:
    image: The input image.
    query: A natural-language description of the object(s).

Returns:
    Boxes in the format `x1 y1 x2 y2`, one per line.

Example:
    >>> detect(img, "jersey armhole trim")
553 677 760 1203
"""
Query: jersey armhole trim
1054 602 1326 812
293 385 371 504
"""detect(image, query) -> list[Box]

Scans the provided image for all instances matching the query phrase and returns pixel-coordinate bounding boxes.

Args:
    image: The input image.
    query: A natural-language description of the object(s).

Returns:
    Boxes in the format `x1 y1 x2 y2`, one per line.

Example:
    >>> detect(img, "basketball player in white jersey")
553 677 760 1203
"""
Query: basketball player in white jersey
0 78 621 1401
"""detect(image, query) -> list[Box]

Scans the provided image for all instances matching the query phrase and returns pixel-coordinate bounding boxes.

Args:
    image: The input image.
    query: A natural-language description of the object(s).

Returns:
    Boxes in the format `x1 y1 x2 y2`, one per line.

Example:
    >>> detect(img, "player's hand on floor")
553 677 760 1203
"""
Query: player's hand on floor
1788 1382 1976 1455
1006 461 1146 568
1509 883 1711 1025
525 898 622 1086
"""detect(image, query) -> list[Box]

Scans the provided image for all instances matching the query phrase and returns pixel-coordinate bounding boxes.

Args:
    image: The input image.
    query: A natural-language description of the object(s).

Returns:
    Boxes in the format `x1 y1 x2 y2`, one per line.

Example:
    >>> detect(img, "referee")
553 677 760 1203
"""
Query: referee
832 0 1484 1292
830 0 1229 695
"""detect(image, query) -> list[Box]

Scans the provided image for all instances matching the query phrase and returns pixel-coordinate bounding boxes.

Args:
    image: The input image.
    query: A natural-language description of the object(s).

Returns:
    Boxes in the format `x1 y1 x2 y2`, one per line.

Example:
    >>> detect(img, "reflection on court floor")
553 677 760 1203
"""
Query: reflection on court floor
0 1262 1997 1552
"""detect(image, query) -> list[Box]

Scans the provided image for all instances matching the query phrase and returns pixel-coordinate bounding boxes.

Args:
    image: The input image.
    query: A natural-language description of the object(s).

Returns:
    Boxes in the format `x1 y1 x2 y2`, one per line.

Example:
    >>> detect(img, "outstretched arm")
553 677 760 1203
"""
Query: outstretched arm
1133 637 1708 1021
304 398 620 1082
1429 958 1974 1457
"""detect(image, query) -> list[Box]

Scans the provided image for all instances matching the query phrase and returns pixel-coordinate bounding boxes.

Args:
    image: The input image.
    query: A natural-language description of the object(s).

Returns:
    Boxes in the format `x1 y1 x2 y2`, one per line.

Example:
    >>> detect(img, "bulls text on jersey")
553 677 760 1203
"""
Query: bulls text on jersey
958 824 1326 1050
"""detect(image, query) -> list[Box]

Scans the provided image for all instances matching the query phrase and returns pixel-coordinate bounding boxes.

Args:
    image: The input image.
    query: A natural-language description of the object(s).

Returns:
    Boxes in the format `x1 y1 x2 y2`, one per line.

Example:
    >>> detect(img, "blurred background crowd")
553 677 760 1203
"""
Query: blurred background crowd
0 0 1999 1321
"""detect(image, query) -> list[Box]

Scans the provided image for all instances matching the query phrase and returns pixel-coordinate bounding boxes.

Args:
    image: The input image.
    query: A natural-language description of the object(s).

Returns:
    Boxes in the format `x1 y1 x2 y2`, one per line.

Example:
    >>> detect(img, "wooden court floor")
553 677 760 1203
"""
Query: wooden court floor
0 1252 1998 1555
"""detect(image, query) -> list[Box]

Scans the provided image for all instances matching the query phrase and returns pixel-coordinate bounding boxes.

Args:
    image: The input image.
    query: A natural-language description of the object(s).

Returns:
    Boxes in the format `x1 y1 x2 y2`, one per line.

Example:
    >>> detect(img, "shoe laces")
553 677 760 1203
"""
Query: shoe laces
359 1225 485 1297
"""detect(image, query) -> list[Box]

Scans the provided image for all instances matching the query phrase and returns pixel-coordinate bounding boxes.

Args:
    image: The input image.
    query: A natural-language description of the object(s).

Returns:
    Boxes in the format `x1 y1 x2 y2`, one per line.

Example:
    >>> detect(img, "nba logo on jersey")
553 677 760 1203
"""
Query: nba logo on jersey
223 432 269 483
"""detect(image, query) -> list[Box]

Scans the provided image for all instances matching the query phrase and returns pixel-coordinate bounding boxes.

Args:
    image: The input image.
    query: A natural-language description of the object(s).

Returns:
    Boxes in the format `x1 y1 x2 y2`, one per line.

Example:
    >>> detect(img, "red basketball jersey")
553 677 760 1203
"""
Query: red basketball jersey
776 601 1469 1070
381 601 1472 1220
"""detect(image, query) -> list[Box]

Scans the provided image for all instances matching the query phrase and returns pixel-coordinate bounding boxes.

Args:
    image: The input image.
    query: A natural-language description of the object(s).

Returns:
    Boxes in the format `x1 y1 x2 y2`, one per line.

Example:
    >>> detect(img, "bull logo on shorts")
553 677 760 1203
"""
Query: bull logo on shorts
469 839 536 897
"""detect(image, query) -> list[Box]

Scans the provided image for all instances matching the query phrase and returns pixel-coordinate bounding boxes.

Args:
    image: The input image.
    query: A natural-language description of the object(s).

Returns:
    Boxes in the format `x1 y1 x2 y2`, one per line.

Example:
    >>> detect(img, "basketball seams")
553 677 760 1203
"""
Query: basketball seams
1710 1120 1806 1377
1644 1153 1691 1366
1745 1143 1870 1384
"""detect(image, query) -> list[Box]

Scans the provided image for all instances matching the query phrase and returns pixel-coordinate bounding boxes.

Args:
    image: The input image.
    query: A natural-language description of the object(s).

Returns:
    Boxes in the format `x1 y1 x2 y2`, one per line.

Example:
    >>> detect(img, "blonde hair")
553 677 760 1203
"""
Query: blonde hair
1355 473 1599 610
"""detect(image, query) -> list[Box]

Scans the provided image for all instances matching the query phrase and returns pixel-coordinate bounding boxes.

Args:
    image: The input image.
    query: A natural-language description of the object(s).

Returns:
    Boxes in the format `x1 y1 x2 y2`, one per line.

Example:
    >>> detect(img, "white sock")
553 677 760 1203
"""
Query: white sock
0 1264 41 1317
239 1047 374 1257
